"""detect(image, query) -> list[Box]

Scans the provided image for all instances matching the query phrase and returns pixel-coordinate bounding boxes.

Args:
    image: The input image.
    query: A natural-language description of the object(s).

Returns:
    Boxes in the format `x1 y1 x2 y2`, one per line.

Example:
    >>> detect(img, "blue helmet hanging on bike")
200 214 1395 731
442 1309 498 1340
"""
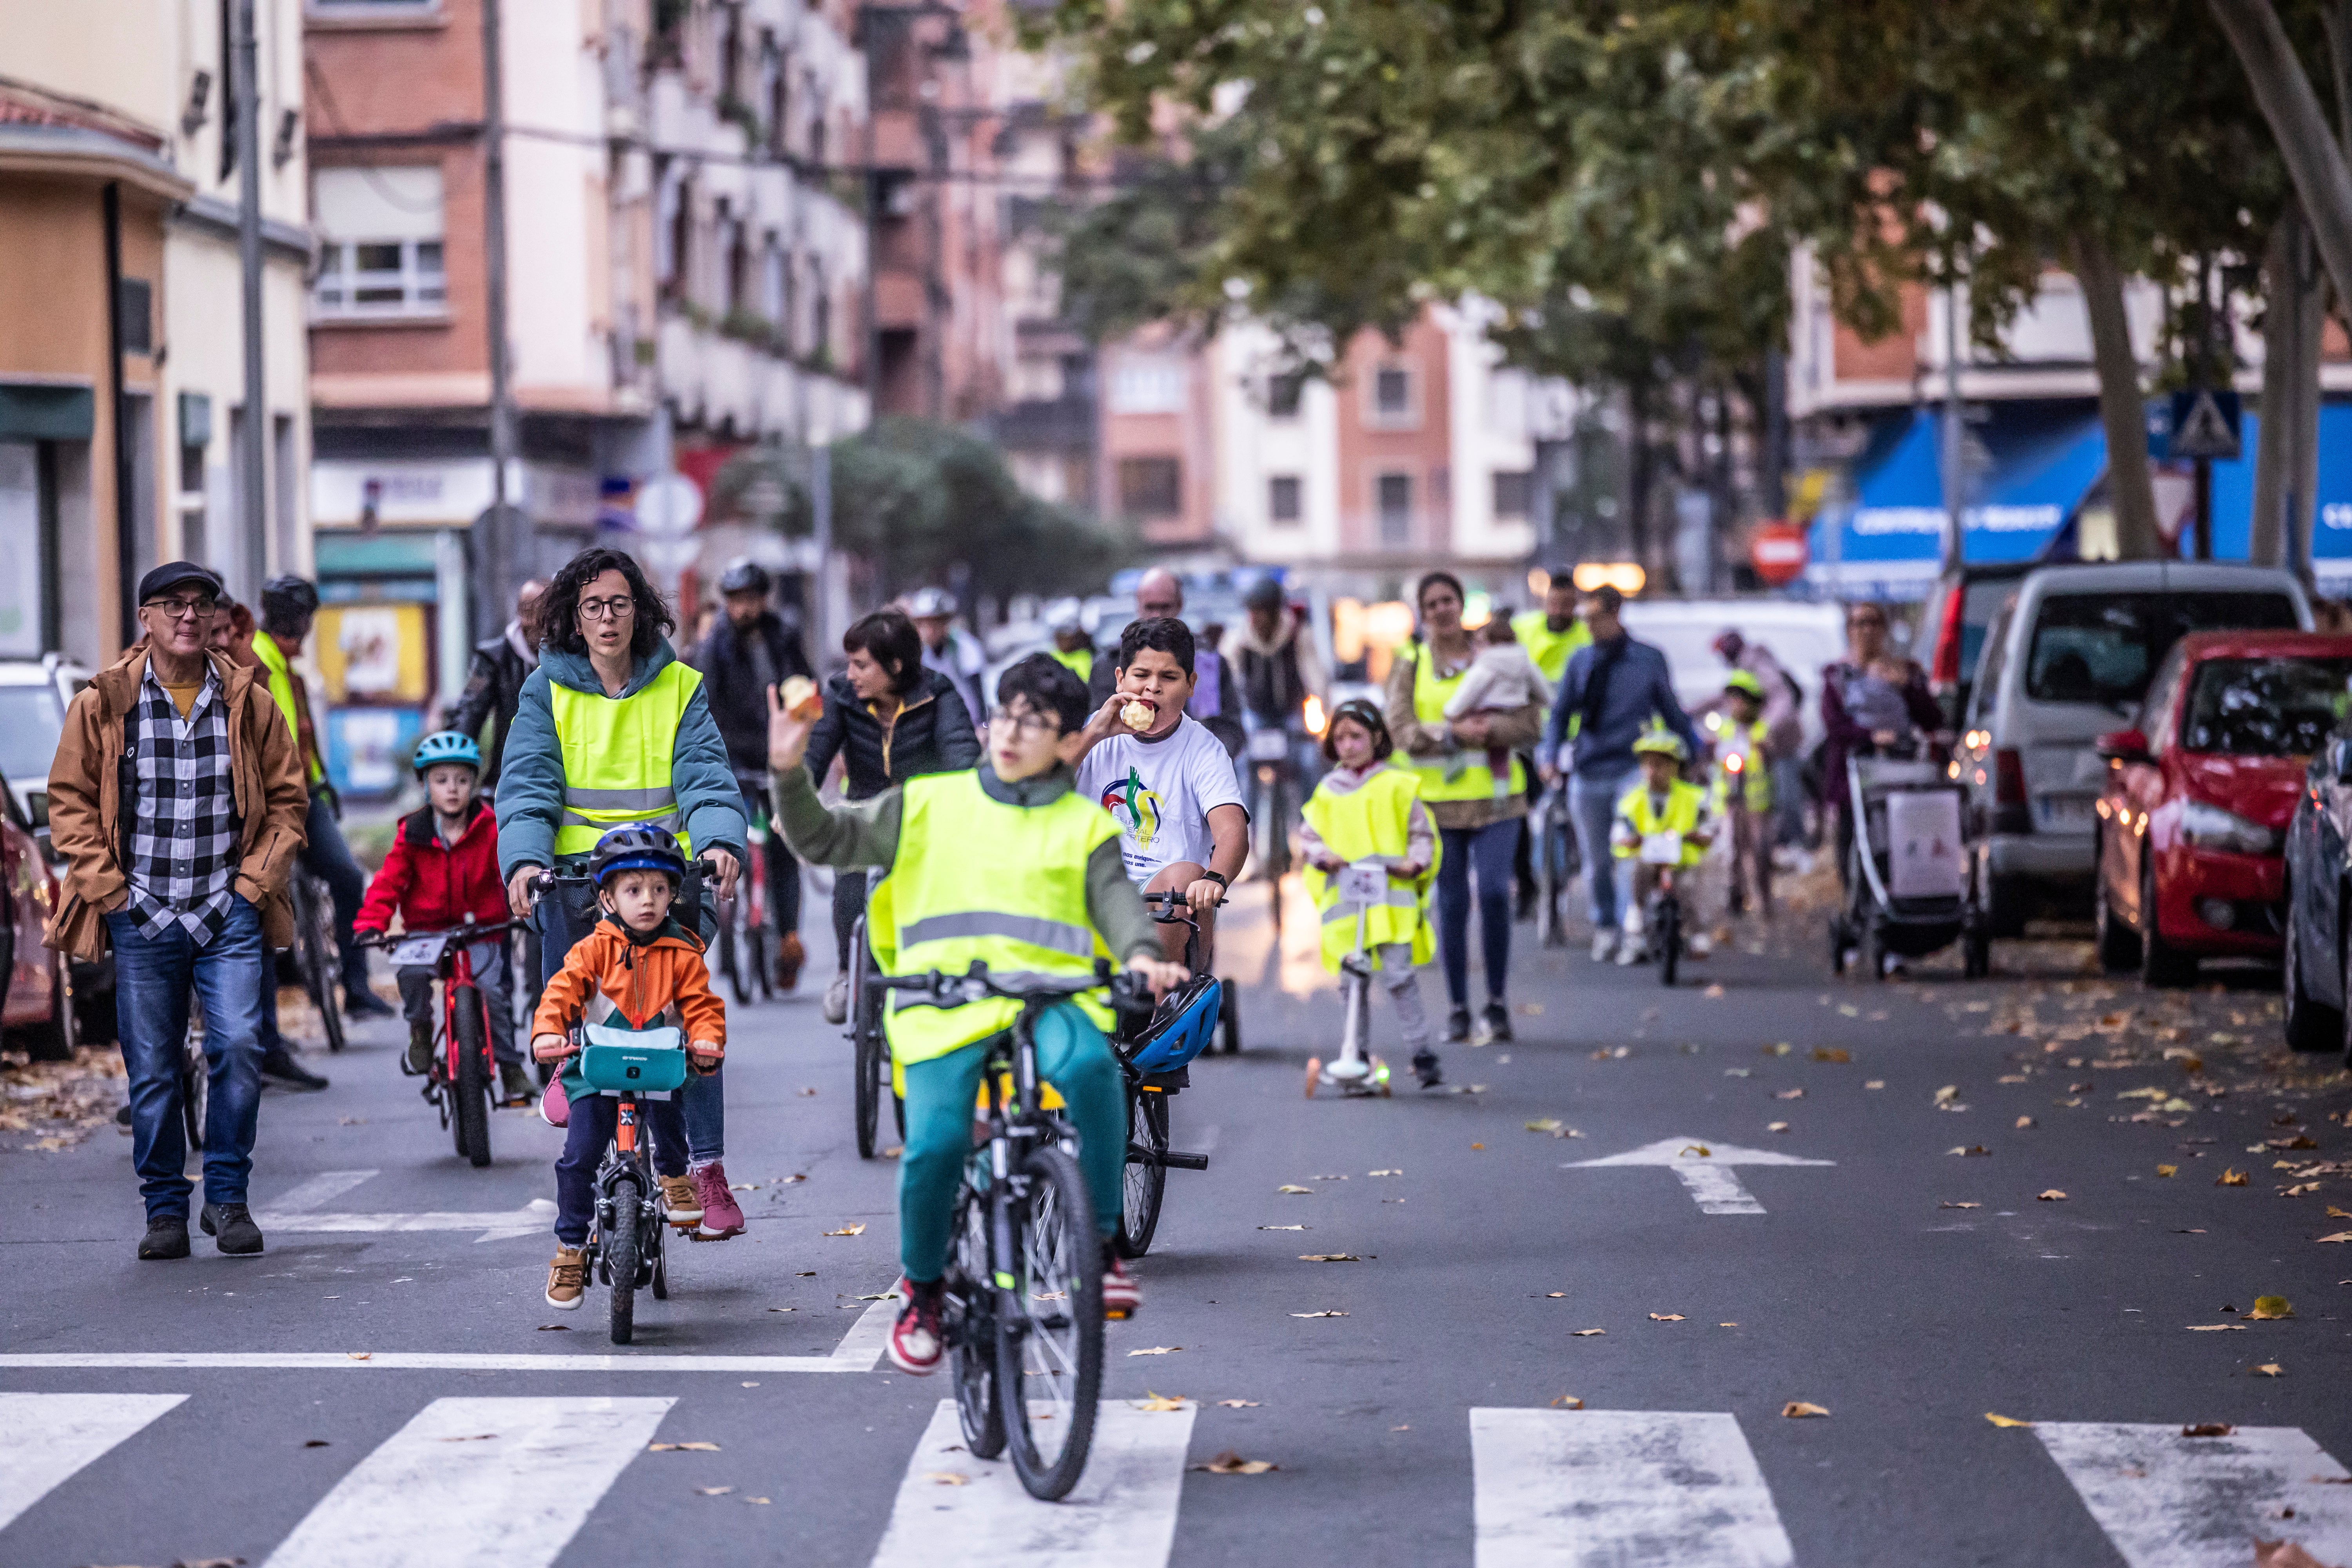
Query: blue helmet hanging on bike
412 730 483 777
590 824 687 887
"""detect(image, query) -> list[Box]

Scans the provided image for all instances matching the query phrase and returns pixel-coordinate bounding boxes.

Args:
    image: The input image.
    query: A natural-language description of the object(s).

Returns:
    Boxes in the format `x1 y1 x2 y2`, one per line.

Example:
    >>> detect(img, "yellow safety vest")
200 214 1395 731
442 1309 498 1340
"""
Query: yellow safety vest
1613 779 1707 867
1301 766 1437 972
1048 646 1094 684
869 769 1120 1065
252 632 324 785
1408 644 1526 802
547 661 702 858
1713 717 1773 813
1511 610 1590 689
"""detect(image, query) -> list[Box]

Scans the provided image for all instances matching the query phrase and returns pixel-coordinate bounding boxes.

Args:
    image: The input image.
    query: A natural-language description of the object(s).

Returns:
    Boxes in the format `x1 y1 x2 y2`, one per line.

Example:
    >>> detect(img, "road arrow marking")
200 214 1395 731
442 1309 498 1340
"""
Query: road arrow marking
1564 1137 1833 1215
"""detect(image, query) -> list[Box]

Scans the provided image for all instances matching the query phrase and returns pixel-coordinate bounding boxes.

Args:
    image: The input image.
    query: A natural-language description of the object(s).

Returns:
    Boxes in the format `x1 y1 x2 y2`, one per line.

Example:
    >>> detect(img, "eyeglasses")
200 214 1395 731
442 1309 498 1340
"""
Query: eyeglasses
579 595 637 622
987 707 1061 739
142 596 219 620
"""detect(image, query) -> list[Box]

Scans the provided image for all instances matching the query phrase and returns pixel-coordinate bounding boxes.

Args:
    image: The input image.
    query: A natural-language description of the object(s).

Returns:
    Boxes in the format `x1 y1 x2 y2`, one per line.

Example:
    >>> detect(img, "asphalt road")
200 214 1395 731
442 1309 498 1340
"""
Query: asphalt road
2 873 2350 1568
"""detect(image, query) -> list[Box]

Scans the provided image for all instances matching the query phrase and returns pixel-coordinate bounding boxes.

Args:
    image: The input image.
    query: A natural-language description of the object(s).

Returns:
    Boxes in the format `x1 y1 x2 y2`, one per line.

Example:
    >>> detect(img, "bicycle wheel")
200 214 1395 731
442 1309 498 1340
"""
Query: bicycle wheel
606 1171 641 1345
1115 1086 1168 1259
451 985 493 1168
1658 897 1681 987
1220 984 1241 1054
851 919 883 1159
717 907 746 1008
180 1044 206 1152
947 1186 1005 1458
1535 808 1565 950
295 878 348 1054
998 1144 1104 1500
650 1214 669 1300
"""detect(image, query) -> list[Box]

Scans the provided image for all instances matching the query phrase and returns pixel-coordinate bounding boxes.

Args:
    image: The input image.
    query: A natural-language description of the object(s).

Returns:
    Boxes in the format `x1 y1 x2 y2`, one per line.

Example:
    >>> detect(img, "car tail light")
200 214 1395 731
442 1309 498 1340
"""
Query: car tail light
1931 583 1965 688
1995 748 2027 806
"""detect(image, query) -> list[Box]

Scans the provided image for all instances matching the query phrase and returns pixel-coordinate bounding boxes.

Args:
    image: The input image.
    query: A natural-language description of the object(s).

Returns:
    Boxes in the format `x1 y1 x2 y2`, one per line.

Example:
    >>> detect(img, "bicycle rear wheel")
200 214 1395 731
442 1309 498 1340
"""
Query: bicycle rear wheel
451 985 493 1168
999 1144 1103 1500
947 1186 1005 1459
294 878 348 1053
851 919 883 1159
1115 1087 1169 1259
606 1171 641 1345
717 906 748 1008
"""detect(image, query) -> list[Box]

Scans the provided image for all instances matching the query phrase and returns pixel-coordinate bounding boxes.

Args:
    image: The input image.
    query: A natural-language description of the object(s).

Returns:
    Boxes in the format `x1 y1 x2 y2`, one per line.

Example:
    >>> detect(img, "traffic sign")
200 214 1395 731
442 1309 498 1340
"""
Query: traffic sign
2165 390 2241 461
633 473 704 538
1748 521 1809 588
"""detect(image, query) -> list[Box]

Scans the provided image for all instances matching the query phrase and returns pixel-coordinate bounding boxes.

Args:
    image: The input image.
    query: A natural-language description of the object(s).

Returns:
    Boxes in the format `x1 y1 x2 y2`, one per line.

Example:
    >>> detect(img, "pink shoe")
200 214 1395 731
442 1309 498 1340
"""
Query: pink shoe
691 1162 746 1240
539 1078 569 1128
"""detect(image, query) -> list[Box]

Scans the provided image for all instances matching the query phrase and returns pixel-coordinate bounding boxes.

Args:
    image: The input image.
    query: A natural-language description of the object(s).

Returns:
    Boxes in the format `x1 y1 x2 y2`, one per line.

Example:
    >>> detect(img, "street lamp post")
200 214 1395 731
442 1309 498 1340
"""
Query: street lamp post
234 0 267 593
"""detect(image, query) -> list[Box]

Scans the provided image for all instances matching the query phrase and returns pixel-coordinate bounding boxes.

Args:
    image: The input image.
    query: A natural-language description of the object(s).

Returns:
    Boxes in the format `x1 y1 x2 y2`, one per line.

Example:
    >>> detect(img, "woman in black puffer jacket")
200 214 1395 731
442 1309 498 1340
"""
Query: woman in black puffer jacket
801 608 981 1021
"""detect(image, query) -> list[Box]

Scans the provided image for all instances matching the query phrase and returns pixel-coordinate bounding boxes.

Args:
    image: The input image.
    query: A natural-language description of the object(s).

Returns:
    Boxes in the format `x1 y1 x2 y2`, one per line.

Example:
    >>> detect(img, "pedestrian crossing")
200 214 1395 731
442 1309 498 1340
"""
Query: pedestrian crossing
2 1392 2348 1565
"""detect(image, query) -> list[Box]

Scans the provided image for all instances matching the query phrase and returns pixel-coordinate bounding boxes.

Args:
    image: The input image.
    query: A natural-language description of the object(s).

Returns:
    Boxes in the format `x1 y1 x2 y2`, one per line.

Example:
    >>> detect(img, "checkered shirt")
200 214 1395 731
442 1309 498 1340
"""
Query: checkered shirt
122 666 242 945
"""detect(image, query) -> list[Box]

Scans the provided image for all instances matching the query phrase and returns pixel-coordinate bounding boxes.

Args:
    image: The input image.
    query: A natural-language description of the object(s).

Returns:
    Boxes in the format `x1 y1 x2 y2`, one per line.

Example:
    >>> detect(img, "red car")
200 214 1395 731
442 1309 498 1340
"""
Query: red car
2094 631 2352 985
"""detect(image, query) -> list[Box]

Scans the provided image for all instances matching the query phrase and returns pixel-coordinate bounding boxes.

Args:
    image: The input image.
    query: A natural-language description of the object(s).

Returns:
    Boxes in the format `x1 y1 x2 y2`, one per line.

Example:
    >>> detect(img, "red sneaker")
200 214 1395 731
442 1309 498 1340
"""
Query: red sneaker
1102 1257 1142 1320
888 1285 944 1375
691 1163 746 1240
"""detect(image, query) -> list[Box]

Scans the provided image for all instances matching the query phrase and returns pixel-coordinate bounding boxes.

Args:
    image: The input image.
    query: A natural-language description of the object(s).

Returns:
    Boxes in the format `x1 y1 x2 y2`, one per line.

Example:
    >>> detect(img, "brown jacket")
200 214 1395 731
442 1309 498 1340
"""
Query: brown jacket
43 645 311 961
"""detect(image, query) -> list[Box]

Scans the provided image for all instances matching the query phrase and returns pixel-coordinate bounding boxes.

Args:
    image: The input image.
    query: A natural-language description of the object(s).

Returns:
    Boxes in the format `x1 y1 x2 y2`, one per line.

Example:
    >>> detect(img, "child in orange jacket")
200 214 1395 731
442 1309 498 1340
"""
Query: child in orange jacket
530 827 726 1312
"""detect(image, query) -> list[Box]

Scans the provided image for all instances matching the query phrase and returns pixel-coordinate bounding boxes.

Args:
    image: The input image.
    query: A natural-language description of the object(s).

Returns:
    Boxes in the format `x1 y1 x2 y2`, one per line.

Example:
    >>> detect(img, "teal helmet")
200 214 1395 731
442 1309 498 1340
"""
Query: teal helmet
412 730 483 777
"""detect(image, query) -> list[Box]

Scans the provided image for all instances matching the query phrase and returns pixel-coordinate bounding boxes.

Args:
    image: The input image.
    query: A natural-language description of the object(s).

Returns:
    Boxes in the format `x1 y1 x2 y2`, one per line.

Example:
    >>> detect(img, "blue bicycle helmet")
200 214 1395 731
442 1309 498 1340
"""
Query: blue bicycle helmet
590 824 687 887
412 730 483 777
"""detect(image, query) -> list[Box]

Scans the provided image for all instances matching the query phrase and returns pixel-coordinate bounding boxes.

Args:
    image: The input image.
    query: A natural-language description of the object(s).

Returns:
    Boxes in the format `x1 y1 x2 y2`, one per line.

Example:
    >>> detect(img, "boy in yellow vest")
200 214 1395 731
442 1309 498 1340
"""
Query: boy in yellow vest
767 654 1187 1375
1610 732 1713 966
1298 700 1442 1085
1712 672 1774 920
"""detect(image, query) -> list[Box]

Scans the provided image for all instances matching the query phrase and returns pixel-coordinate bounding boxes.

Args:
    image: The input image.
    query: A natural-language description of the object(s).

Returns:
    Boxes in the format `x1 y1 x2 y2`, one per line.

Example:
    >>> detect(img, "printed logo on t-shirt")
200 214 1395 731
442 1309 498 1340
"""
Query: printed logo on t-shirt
1099 767 1165 849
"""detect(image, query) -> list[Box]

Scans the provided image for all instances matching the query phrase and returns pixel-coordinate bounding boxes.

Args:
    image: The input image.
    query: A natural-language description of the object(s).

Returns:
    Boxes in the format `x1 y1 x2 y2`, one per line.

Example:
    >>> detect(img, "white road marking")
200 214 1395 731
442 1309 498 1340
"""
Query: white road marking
262 1396 672 1568
869 1399 1197 1568
1562 1136 1833 1216
1471 1407 1795 1568
267 1170 382 1212
2036 1421 2352 1567
0 1297 904 1375
247 1200 558 1244
0 1393 186 1532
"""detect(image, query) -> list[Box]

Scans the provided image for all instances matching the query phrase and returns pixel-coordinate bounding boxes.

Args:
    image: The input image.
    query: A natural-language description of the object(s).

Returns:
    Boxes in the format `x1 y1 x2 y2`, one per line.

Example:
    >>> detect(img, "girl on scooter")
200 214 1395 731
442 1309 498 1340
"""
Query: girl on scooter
1298 700 1442 1086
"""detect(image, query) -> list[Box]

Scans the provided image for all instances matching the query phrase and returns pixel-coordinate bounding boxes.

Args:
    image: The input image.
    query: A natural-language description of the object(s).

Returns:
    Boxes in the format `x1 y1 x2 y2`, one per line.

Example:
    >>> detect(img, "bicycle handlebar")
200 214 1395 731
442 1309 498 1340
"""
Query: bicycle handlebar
1142 887 1229 924
354 915 530 949
873 958 1145 1013
530 856 727 893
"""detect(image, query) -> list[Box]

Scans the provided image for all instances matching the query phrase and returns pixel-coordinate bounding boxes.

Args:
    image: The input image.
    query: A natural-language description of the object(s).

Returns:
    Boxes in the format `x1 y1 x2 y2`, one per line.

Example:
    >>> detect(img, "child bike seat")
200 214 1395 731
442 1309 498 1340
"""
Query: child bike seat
579 1022 688 1096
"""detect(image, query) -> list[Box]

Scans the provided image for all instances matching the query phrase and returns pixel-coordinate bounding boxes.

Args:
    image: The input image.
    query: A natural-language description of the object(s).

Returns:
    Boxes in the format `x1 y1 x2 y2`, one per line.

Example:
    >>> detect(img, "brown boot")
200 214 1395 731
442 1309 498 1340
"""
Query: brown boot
773 931 805 993
658 1173 704 1227
545 1247 586 1310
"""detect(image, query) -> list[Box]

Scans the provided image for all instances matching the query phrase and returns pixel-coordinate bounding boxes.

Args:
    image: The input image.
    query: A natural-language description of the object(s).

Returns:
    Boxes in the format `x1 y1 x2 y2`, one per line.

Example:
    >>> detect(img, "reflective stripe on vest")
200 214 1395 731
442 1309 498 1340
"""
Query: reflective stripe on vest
1301 766 1437 972
547 661 701 857
1512 610 1590 688
1407 646 1525 802
874 769 1120 1064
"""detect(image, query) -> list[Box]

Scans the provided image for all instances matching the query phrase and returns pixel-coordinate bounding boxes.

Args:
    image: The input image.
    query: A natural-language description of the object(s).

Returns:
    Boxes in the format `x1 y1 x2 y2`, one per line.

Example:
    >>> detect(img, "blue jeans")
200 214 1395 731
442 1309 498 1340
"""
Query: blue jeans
538 873 726 1165
1435 818 1519 1009
301 792 373 995
1569 764 1637 929
554 1089 689 1247
108 896 267 1220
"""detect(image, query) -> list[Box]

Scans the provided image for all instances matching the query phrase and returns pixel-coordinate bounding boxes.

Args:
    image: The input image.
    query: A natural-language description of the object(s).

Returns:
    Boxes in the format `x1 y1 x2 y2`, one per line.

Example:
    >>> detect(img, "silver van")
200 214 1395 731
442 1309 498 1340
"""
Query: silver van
1953 562 2310 931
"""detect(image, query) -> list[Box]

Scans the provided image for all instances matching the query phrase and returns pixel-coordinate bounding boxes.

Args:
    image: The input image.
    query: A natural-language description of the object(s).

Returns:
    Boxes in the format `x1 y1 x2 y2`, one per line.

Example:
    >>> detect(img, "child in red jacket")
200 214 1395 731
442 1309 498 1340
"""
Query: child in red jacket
354 732 531 1101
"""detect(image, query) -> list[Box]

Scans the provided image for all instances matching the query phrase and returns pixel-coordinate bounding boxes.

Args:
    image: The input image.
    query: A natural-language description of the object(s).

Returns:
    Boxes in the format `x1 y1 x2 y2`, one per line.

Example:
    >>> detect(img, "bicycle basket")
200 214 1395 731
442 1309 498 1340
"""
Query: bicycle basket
579 1021 688 1095
1127 975 1223 1074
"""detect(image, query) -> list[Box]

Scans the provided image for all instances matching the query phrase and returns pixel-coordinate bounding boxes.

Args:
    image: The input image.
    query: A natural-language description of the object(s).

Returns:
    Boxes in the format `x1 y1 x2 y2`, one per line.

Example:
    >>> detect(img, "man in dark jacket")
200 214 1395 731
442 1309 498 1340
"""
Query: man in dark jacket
693 560 815 988
801 608 980 1022
449 579 546 785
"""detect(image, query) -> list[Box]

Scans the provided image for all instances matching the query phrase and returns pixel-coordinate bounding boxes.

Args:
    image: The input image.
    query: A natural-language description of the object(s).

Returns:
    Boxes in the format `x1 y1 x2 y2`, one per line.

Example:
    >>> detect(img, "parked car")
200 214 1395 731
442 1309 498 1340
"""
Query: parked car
1953 562 2312 933
2093 632 2352 991
0 654 91 834
1919 561 2036 725
2276 655 2352 1052
0 780 81 1056
1620 597 1846 753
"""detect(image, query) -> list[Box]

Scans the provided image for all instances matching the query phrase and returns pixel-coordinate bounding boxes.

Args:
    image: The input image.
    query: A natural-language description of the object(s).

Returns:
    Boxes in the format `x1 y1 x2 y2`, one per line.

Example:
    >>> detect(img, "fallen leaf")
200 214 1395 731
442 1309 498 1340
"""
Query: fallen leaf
347 1352 370 1361
1258 1225 1307 1231
648 1442 722 1452
765 1306 797 1313
1299 1254 1361 1263
2318 1232 2352 1243
1128 1346 1182 1355
2186 1325 2247 1332
1525 1119 1563 1133
1368 1168 1403 1176
2218 1169 2249 1187
823 1223 867 1236
1278 1185 1314 1195
853 1292 895 1301
2256 1363 2284 1377
1134 1392 1188 1412
1764 1043 1791 1056
1648 1313 1686 1322
1812 1047 1851 1063
1680 1144 1713 1158
1546 1292 1566 1298
2329 1206 2352 1219
1291 1310 1348 1318
2249 1295 2294 1320
1192 1450 1277 1475
1719 1322 1740 1327
1551 1395 1584 1409
2038 1190 2067 1201
796 1087 818 1097
1935 1085 1960 1103
1391 1424 1411 1431
1724 1067 1753 1078
1216 1399 1261 1408
1767 1121 1791 1133
1985 1413 2034 1428
2016 1116 2036 1130
1865 1079 1886 1090
742 1496 772 1505
1570 1328 1605 1337
696 1486 736 1497
1949 1145 1991 1157
1775 1088 1805 1100
1470 1143 1486 1151
2181 1422 2236 1437
2157 1165 2178 1178
437 1434 495 1443
1704 984 1724 998
302 1439 330 1448
925 1472 969 1486
536 1324 572 1331
1940 1201 1983 1209
1782 1402 1830 1419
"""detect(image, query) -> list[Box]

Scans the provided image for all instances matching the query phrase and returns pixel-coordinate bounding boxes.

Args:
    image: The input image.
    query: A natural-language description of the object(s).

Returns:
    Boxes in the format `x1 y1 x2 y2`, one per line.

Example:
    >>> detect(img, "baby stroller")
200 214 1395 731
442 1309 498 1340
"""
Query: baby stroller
1829 750 1987 980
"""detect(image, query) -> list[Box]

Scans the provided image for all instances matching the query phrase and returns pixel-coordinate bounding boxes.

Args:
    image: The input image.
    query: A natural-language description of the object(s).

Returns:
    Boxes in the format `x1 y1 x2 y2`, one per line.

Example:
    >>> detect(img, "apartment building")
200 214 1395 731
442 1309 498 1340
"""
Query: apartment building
0 0 312 665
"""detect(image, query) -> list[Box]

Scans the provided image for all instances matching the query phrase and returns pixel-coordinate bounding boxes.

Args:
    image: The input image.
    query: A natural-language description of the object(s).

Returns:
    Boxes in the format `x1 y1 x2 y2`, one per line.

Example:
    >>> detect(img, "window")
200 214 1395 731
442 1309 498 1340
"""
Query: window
2181 657 2352 757
1119 457 1182 519
1367 364 1416 426
1268 475 1302 524
1376 472 1413 544
312 166 446 317
1493 469 1532 519
1267 372 1304 418
1109 353 1185 414
2025 591 2300 708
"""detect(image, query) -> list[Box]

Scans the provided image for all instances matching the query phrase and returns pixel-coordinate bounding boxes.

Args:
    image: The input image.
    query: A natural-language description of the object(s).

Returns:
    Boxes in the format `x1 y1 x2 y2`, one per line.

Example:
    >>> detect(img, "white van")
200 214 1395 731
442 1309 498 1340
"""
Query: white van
1954 562 2311 930
1619 598 1846 750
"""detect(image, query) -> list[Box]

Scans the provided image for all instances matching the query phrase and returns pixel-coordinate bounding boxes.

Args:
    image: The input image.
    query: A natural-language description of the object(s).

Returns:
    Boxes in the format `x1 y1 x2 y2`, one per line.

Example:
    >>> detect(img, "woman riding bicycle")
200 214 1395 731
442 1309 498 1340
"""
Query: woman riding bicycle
494 547 750 1239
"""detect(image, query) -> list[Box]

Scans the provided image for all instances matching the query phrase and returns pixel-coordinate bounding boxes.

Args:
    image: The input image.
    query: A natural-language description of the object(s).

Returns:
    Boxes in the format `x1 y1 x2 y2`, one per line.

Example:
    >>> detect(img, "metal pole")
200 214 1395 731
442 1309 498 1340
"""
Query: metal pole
2194 458 2214 560
810 442 833 664
481 0 519 612
1939 269 1965 572
2194 256 2216 561
234 0 267 592
103 183 136 648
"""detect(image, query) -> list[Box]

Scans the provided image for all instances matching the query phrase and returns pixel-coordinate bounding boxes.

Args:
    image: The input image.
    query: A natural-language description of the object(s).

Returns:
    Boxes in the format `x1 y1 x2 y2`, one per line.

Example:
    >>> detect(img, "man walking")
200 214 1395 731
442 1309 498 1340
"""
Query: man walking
255 576 395 1019
694 559 815 990
450 578 546 786
905 588 985 723
45 563 310 1258
1540 586 1701 962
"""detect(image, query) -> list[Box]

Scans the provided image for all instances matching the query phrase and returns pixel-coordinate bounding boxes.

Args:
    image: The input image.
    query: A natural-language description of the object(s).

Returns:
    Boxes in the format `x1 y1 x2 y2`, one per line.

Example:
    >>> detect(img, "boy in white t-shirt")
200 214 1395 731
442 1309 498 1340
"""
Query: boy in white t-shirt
1074 617 1250 967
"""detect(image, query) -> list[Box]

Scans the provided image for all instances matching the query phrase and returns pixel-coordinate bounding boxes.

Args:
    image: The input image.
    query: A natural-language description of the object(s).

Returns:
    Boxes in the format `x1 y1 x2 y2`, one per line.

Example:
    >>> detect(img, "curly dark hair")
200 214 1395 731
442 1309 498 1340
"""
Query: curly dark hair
540 548 676 660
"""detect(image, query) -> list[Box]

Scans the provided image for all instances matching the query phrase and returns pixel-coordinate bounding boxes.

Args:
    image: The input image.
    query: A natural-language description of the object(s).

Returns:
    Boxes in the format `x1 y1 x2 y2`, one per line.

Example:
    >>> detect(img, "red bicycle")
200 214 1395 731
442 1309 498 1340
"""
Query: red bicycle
359 916 526 1168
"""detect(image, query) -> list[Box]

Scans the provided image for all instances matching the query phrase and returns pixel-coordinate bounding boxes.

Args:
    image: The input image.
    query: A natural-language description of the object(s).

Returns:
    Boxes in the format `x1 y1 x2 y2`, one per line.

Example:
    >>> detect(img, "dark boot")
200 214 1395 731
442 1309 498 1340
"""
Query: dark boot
260 1050 329 1091
404 1021 434 1075
1477 1003 1514 1045
138 1216 190 1260
345 988 397 1020
1413 1049 1444 1089
1443 1007 1471 1045
200 1203 265 1255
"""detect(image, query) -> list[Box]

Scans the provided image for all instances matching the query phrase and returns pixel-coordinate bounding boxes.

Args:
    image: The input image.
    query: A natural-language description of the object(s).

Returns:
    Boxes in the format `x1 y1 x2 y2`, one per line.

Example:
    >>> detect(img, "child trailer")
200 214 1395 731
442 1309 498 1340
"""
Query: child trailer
1830 751 1986 980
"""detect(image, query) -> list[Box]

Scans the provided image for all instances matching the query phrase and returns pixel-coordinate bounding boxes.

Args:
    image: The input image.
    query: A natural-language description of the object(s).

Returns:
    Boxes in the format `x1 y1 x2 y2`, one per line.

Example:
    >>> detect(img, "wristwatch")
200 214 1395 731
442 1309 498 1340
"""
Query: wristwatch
1201 870 1230 890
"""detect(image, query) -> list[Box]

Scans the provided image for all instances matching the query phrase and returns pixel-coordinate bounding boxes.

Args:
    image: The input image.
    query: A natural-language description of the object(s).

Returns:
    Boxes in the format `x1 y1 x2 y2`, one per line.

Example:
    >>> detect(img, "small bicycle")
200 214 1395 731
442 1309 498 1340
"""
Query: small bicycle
1528 779 1581 950
715 772 774 1009
287 868 348 1054
1305 858 1402 1099
845 902 906 1160
1635 830 1688 987
358 914 528 1167
1110 891 1220 1258
571 1018 684 1345
878 960 1144 1501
